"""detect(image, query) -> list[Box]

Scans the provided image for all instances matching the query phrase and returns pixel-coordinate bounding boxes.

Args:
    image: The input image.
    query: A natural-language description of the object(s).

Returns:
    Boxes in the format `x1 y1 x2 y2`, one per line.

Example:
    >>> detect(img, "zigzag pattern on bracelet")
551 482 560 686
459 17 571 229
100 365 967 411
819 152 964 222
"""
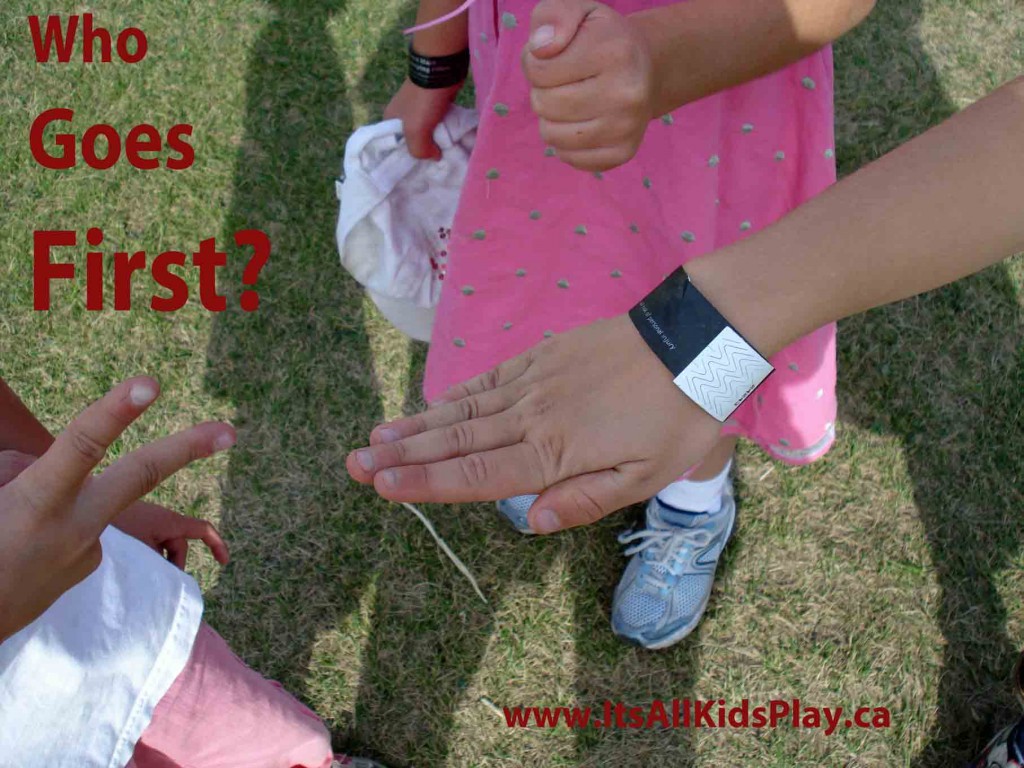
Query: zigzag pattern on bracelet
673 328 774 422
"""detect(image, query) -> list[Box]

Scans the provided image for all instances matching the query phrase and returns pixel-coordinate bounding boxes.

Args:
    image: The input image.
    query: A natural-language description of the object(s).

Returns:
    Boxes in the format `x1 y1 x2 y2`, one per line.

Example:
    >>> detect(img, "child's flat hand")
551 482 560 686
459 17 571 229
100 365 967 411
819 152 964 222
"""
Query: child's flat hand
522 0 655 172
113 501 229 569
346 315 722 534
0 378 234 643
384 79 462 161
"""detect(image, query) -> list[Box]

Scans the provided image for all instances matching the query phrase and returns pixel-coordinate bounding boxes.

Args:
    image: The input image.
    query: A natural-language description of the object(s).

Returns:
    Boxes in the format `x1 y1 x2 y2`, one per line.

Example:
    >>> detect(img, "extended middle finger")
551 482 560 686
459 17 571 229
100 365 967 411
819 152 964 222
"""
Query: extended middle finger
80 421 235 533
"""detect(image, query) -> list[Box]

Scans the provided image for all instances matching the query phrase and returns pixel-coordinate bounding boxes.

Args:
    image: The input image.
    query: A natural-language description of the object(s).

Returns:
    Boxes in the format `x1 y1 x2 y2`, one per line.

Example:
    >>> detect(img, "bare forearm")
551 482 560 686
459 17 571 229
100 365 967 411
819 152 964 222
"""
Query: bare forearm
632 0 874 114
412 0 469 57
687 76 1024 356
0 380 53 455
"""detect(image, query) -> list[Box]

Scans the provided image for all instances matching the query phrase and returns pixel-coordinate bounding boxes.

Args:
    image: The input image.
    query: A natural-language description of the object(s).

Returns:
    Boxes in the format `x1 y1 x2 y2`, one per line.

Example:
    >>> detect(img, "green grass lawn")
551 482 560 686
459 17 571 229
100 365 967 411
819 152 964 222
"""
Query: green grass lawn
1 1 1022 765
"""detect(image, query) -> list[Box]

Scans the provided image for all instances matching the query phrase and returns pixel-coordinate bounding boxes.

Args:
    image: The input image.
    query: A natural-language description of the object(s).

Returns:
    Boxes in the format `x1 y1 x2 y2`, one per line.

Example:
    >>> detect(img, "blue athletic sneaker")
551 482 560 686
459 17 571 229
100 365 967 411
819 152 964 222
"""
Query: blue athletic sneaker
495 494 538 534
611 481 735 649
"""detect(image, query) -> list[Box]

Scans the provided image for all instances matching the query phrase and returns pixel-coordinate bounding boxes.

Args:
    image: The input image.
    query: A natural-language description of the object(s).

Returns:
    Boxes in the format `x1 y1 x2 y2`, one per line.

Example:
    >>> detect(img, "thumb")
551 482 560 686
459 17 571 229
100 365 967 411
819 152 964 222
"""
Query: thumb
404 125 443 161
527 467 642 533
528 0 598 59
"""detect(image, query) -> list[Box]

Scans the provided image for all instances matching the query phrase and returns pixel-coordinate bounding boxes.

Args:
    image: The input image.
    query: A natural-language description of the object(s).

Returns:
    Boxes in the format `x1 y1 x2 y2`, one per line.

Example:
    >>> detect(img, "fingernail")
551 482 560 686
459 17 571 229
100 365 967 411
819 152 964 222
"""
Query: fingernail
377 428 399 443
380 469 397 488
355 450 375 472
129 382 157 406
533 508 561 534
530 24 555 50
213 432 236 451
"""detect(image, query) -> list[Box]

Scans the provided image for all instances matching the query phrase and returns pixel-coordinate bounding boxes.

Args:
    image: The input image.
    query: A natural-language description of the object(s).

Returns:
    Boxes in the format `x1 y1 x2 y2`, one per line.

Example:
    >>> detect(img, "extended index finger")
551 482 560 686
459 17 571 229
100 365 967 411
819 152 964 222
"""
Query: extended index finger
18 377 160 512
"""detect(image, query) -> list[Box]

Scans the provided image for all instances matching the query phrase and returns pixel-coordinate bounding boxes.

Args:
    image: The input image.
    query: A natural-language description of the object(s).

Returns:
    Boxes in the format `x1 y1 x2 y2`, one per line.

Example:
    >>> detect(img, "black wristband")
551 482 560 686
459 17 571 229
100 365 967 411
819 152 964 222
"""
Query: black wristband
408 45 469 89
629 267 774 422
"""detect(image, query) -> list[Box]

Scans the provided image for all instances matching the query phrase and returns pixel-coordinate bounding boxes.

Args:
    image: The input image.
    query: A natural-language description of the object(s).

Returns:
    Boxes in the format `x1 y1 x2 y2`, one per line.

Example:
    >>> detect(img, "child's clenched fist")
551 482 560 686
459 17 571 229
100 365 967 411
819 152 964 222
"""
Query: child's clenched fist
522 0 656 172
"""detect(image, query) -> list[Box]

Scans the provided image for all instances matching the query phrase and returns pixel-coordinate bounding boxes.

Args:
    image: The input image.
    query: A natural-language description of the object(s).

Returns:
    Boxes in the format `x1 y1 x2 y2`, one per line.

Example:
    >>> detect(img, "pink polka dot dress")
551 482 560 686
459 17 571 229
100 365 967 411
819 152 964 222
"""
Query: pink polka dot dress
423 0 838 465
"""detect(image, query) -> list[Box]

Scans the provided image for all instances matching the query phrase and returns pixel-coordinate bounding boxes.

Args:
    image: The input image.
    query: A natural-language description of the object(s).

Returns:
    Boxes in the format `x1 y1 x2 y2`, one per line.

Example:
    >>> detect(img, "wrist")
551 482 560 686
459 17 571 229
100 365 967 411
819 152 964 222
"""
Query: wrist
408 45 469 90
629 268 774 422
617 14 662 123
402 76 462 92
682 238 805 359
628 8 699 114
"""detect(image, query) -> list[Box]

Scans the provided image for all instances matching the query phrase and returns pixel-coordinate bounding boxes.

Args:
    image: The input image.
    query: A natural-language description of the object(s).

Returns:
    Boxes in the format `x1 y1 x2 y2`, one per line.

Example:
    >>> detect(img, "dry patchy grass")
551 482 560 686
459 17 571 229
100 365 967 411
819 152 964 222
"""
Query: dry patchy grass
1 1 1021 766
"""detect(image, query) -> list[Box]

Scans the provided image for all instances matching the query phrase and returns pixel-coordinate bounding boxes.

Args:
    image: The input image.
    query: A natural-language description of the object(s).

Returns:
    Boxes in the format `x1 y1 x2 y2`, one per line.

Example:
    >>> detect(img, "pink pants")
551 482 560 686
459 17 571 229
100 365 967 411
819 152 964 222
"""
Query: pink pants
128 622 333 768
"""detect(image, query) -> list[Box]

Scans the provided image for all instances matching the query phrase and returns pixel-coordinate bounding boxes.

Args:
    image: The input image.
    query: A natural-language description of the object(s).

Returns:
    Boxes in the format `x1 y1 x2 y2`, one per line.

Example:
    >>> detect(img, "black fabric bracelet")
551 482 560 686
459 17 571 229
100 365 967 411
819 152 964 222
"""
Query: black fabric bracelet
408 46 469 89
629 267 774 422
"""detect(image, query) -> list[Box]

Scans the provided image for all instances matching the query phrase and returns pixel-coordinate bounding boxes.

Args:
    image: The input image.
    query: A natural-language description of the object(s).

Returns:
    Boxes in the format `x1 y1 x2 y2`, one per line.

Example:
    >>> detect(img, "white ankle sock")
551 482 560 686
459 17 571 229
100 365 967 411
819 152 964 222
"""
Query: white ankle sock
656 459 733 513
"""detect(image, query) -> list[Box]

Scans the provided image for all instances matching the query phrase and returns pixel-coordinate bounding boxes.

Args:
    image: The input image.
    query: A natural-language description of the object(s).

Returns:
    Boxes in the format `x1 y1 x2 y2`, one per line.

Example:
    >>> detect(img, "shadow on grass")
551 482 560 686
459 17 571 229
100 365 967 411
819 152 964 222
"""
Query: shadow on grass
199 0 392 757
198 2 518 764
834 2 1024 764
198 1 702 764
200 0 1020 766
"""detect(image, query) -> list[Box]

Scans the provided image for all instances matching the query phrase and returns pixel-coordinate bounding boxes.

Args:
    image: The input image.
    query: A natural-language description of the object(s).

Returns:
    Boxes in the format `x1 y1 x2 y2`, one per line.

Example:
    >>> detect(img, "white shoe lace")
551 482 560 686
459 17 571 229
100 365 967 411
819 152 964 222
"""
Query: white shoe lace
618 526 713 591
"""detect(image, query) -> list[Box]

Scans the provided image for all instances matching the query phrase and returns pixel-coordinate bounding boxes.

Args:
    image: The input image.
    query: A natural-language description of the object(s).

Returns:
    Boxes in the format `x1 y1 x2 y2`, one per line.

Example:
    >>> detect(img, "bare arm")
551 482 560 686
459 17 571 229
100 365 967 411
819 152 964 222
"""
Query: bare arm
690 75 1024 357
410 0 469 56
634 0 876 114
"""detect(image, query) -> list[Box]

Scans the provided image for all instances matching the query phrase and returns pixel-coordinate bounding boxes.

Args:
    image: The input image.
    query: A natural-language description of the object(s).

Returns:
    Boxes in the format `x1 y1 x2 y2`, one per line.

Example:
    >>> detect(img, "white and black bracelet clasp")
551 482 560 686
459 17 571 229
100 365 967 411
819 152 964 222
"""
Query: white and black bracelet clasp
629 267 774 422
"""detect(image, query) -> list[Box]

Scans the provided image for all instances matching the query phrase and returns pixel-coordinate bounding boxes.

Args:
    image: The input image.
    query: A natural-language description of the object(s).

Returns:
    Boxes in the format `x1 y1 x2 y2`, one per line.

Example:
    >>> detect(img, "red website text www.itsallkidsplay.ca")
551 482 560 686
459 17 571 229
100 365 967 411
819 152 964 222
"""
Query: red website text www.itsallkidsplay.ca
502 699 892 736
